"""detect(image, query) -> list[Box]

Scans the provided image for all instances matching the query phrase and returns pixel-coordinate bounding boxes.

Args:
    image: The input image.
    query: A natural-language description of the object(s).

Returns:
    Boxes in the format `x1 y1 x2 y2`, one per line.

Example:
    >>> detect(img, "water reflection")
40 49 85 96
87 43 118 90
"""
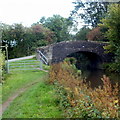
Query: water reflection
82 69 120 89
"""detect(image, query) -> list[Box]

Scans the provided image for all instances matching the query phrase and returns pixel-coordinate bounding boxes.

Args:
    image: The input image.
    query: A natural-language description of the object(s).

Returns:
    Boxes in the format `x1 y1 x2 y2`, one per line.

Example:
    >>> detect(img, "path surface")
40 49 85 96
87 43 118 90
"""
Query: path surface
8 55 36 62
0 80 41 116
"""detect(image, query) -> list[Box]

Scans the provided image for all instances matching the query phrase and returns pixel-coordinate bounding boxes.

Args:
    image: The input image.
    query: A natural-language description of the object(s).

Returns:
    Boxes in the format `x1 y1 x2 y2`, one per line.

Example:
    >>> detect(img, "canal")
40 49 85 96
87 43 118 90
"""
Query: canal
82 69 120 89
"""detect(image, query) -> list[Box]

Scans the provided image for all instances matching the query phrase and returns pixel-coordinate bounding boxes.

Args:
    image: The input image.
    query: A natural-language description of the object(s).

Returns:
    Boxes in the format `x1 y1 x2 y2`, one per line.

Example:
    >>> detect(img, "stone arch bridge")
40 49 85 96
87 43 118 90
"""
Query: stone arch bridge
36 40 113 69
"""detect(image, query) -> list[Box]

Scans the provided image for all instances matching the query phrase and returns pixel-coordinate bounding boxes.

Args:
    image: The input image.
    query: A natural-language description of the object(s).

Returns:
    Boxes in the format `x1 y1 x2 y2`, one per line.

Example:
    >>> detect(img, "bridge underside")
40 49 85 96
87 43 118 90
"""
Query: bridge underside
67 51 103 70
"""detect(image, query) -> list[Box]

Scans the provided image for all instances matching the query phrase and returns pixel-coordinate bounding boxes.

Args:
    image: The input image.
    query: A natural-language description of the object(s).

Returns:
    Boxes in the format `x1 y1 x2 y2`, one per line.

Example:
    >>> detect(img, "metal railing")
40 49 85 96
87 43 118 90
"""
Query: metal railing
8 59 41 72
37 50 48 65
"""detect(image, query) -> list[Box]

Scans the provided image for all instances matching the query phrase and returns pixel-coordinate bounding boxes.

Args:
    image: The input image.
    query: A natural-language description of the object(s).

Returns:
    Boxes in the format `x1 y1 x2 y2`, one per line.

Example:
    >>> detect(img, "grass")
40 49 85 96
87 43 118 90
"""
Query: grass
2 70 47 102
3 58 49 102
3 77 62 118
2 60 63 118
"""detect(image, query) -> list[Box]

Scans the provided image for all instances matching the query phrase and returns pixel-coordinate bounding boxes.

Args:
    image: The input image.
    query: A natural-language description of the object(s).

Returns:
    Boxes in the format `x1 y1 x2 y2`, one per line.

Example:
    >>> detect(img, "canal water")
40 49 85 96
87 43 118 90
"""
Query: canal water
82 69 120 89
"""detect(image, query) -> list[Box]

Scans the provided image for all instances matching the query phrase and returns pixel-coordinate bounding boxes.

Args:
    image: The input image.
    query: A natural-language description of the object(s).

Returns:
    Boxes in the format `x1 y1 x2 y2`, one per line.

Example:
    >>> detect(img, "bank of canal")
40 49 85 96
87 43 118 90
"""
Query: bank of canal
82 69 120 89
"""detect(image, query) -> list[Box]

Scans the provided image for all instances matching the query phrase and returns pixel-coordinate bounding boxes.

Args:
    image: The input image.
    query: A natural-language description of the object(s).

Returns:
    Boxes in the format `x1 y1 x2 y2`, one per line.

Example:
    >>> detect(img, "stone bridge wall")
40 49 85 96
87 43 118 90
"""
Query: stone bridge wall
37 40 113 64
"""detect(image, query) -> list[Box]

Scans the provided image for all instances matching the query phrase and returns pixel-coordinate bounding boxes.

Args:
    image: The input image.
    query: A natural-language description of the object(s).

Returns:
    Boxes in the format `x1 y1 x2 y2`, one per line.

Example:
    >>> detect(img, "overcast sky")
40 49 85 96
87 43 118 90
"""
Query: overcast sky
0 0 75 26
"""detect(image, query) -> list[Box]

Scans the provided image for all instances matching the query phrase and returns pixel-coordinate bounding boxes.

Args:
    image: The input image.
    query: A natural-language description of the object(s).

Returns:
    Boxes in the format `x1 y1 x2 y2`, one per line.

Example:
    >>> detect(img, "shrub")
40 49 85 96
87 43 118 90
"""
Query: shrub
0 49 5 83
49 62 119 118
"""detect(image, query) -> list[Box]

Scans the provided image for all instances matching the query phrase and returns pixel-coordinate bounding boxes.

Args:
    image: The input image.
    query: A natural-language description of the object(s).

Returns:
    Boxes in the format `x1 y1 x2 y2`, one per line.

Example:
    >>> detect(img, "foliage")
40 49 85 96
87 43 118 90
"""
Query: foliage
2 24 24 58
49 62 119 118
0 49 5 83
40 15 73 42
87 27 108 41
31 24 55 45
1 14 73 59
103 62 120 73
100 3 120 72
1 23 54 59
75 26 91 41
71 0 109 27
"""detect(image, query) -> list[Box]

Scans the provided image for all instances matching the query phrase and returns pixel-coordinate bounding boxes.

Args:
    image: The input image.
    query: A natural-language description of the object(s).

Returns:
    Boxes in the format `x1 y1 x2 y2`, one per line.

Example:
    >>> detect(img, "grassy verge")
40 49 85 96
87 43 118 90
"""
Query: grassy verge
3 77 62 118
3 58 49 102
2 58 63 118
2 70 47 102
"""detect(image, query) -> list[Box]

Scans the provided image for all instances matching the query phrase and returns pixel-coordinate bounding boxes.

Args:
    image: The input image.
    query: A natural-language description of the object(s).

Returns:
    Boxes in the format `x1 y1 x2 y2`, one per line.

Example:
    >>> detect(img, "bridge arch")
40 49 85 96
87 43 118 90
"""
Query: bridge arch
37 40 113 66
66 51 103 70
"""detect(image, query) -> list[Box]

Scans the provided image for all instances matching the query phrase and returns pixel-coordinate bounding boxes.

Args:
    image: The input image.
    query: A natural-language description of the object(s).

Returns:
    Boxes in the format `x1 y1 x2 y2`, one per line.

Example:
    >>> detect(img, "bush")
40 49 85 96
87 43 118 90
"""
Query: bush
0 49 5 83
49 62 119 118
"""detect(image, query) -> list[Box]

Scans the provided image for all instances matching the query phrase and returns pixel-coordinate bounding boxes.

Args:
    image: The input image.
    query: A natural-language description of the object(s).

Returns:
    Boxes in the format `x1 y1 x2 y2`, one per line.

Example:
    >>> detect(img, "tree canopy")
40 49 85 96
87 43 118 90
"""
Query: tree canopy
71 0 109 28
1 23 55 58
39 15 73 42
100 3 120 72
1 15 73 58
75 26 91 40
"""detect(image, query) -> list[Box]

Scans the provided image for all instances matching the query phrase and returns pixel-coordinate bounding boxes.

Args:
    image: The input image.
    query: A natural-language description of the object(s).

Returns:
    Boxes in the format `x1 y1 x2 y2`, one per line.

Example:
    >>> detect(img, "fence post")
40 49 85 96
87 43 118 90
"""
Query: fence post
5 44 9 73
40 60 43 70
7 61 10 73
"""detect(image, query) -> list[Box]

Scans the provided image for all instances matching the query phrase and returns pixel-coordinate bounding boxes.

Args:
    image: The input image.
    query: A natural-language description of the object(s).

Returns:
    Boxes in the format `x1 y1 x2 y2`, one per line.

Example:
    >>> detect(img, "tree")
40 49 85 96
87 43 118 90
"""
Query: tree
40 15 73 42
100 3 120 72
2 24 26 58
31 24 55 46
75 26 91 40
71 0 109 28
1 23 55 58
87 27 108 41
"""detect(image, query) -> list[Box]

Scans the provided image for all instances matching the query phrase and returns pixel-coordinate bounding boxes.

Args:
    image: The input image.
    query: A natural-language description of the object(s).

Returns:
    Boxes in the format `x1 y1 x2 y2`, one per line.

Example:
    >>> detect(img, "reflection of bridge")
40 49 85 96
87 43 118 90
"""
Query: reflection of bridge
37 40 113 67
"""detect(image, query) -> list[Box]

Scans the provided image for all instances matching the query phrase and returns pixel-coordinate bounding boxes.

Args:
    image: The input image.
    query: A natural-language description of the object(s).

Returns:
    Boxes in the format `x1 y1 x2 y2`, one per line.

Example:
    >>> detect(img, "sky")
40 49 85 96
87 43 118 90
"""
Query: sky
0 0 75 27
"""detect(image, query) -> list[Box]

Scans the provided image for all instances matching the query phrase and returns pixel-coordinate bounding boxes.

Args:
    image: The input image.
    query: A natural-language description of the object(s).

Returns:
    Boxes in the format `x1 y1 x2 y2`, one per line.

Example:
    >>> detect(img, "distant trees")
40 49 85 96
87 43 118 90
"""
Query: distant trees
1 15 73 59
1 23 55 58
75 26 91 40
87 27 108 41
2 24 25 58
71 0 109 27
74 26 108 42
70 0 111 41
39 15 73 42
